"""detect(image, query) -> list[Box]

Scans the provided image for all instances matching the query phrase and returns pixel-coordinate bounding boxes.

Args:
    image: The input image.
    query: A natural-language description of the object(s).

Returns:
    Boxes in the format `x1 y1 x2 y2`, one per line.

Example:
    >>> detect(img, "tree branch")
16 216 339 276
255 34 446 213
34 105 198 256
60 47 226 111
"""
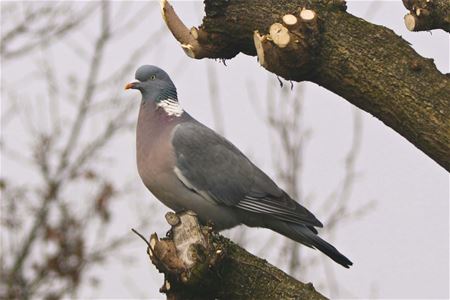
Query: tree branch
161 0 450 171
402 0 450 32
56 1 111 178
1 3 97 60
7 181 58 291
139 211 327 300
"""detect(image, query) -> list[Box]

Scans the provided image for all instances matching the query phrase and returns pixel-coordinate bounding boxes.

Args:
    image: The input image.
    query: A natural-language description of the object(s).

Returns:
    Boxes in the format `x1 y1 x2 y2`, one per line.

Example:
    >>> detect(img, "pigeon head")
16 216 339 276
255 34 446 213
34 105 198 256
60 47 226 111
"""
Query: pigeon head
125 65 177 102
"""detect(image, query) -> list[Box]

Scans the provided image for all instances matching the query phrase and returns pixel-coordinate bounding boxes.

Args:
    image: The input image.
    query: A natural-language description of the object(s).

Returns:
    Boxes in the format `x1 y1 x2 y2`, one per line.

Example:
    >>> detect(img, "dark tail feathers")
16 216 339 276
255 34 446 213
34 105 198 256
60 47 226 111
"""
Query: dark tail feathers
272 221 353 268
310 232 353 268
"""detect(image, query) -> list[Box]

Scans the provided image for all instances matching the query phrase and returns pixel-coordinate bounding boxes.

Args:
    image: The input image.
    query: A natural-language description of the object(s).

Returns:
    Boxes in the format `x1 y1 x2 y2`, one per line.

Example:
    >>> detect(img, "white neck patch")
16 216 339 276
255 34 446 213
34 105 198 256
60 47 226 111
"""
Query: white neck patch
156 99 184 117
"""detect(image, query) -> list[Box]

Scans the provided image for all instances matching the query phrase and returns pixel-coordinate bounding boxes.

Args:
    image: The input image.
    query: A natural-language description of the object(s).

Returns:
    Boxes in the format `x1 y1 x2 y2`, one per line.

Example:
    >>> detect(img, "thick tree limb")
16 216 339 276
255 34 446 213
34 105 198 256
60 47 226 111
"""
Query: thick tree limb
402 0 450 32
140 211 327 300
160 0 238 59
161 0 450 171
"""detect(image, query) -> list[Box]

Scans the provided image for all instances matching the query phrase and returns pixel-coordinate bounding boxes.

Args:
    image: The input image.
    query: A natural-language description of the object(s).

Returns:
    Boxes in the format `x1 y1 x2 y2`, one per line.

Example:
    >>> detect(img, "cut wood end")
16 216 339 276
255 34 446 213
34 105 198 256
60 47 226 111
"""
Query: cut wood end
269 23 290 48
253 31 266 66
282 14 298 26
165 280 171 291
269 23 288 36
171 211 207 268
300 9 316 22
181 44 196 58
190 26 199 40
150 234 158 250
404 13 417 31
416 8 421 16
165 211 180 226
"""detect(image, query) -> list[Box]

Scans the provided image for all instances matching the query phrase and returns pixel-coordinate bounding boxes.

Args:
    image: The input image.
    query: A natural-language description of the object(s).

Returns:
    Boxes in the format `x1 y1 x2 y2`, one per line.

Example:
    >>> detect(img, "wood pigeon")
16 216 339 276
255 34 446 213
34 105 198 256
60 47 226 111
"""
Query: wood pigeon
125 65 352 268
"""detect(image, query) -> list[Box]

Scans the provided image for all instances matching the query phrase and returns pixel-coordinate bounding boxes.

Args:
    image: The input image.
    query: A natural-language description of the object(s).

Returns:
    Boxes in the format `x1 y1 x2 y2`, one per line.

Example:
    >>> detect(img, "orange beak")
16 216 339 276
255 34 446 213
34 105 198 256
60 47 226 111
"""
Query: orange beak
124 82 137 90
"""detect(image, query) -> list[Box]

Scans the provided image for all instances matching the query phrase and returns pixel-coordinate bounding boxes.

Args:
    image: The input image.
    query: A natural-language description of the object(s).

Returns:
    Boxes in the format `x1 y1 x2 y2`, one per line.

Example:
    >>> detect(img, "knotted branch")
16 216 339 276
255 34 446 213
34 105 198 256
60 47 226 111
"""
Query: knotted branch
402 0 450 32
137 211 327 300
160 0 239 59
159 0 450 172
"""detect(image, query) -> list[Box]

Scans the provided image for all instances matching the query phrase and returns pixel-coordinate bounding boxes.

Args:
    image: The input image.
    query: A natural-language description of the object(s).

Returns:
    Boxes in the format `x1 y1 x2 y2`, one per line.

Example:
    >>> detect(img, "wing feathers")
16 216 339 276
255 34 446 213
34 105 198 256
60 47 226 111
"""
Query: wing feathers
172 121 323 229
238 195 323 227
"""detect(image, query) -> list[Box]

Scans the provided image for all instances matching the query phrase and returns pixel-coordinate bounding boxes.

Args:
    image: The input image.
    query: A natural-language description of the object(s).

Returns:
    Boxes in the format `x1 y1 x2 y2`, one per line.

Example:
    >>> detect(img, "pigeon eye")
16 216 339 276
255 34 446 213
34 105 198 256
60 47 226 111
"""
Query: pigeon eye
150 75 156 80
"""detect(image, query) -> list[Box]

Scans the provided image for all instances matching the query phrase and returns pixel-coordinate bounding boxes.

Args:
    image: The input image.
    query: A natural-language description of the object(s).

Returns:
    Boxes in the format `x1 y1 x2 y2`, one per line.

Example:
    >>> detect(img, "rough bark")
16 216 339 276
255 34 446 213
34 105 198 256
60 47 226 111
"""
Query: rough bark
140 211 327 300
402 0 450 32
161 0 450 171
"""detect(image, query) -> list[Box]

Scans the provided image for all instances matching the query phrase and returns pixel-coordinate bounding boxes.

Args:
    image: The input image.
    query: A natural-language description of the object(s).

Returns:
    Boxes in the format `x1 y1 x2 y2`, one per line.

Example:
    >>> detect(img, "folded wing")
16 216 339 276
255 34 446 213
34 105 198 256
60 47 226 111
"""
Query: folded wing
172 121 322 228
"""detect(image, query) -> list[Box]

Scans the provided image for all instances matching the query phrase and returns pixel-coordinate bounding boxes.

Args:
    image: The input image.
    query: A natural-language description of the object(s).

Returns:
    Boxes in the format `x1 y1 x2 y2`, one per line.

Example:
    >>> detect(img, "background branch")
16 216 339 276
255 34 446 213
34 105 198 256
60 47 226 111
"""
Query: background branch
1 1 161 298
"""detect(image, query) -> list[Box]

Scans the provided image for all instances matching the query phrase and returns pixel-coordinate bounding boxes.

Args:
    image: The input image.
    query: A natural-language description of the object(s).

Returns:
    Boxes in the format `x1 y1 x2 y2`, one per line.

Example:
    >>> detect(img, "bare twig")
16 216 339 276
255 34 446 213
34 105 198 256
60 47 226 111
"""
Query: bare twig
131 228 151 247
56 1 111 178
1 2 157 298
1 3 97 60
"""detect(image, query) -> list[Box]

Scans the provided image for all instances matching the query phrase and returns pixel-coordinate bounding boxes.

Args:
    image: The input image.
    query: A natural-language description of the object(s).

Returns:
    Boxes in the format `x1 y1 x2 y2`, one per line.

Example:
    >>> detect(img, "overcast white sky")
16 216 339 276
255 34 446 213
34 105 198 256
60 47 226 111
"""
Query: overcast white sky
1 1 449 299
